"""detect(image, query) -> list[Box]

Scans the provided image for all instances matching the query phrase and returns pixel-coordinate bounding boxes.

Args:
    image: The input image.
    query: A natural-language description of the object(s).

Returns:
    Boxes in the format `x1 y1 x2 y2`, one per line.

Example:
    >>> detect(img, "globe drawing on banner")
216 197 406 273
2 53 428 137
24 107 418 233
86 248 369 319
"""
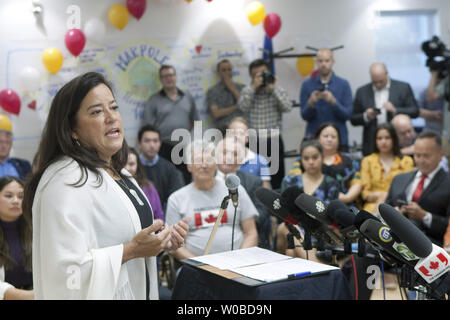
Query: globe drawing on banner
126 57 160 101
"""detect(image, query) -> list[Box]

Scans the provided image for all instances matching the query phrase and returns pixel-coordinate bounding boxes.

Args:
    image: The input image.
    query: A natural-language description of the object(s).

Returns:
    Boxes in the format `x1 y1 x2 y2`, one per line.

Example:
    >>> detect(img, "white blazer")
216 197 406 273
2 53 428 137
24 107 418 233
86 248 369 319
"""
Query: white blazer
0 266 13 299
32 156 158 300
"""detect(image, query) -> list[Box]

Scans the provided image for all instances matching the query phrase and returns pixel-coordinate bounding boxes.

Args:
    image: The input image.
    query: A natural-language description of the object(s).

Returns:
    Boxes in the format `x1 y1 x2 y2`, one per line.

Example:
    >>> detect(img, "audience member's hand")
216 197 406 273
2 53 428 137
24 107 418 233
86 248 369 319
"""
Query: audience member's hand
404 202 427 221
267 76 277 91
383 101 396 113
307 90 321 107
365 108 378 121
320 90 336 105
223 75 235 91
165 216 191 251
432 110 443 121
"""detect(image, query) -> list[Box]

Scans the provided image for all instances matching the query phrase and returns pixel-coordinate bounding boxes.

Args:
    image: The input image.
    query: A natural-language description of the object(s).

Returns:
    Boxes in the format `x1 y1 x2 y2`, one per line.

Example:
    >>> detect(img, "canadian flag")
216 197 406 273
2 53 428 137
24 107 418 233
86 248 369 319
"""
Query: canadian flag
414 245 450 283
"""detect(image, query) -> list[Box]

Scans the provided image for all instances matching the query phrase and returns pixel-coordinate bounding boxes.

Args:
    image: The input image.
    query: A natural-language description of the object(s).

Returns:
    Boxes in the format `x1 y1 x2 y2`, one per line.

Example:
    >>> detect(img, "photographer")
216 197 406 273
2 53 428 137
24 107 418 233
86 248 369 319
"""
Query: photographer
423 36 450 158
300 48 353 152
237 59 292 190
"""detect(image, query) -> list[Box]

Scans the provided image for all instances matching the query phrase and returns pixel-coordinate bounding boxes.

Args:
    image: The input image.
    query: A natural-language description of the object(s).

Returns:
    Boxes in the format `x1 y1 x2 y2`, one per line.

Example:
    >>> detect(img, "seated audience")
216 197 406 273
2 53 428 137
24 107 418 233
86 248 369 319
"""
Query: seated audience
277 139 340 259
288 122 362 207
137 124 185 212
125 147 165 222
0 177 33 300
386 131 450 247
206 59 245 131
226 116 271 189
0 123 31 180
166 140 259 261
360 123 414 214
216 137 272 249
351 62 419 156
392 114 448 171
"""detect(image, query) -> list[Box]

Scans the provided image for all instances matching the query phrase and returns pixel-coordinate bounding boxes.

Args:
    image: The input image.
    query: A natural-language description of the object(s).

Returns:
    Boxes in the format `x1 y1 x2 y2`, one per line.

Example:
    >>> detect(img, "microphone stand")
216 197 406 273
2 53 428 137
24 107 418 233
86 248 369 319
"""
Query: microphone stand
203 195 230 255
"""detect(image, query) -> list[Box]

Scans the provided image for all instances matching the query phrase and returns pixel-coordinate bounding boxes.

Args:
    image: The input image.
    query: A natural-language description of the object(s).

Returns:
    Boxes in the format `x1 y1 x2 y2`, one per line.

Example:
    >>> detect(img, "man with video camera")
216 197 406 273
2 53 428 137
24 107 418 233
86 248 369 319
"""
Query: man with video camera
424 36 450 152
237 59 292 190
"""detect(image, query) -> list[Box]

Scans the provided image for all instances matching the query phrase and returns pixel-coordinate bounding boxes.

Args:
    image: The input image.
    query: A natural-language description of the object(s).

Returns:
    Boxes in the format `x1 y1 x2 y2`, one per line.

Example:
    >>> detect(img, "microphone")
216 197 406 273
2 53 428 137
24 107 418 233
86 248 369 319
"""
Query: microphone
255 187 299 225
225 173 240 208
294 193 334 225
358 219 417 266
378 203 433 258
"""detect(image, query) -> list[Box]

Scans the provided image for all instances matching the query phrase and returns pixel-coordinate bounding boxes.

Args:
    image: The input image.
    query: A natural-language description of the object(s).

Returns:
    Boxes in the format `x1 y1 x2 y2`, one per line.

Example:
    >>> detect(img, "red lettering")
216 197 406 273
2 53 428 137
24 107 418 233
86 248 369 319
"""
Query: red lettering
419 266 431 277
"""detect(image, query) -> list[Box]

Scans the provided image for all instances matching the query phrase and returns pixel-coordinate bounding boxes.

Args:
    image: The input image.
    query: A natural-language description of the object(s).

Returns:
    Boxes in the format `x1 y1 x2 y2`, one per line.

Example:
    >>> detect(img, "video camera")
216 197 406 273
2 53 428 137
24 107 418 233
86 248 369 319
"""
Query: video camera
261 70 276 86
422 36 450 79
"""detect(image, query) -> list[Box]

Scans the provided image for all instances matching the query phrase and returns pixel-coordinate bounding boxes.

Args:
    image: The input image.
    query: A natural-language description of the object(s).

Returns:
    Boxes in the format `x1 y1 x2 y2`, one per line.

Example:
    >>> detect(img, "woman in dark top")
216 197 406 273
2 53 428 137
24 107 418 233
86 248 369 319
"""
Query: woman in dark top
0 176 33 300
288 122 362 206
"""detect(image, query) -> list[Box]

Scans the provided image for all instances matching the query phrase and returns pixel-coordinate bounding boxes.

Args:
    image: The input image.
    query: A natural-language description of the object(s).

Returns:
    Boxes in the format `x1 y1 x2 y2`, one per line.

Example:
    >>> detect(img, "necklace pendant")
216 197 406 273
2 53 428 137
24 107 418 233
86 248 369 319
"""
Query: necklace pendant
129 189 145 206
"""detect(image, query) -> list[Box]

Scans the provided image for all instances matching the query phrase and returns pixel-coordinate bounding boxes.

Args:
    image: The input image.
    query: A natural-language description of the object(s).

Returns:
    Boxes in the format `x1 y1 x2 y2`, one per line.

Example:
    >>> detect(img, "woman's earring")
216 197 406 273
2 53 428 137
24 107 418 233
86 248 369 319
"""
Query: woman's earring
75 139 81 146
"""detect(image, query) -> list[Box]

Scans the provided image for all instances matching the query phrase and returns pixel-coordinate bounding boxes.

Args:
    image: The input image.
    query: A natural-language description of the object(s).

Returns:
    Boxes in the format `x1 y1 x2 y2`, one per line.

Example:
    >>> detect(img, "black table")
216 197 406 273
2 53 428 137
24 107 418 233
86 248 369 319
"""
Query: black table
171 264 353 300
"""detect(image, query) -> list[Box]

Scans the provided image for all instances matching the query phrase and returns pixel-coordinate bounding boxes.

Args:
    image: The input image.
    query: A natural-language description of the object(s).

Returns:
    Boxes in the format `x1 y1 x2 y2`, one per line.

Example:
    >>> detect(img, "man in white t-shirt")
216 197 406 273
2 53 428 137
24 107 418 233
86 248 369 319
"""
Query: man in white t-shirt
166 140 259 259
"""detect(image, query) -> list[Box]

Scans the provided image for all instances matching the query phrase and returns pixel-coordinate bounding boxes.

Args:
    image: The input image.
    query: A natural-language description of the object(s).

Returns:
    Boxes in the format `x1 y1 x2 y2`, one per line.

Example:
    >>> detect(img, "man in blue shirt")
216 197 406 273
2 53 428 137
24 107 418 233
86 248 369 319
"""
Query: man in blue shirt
300 48 353 151
0 129 31 180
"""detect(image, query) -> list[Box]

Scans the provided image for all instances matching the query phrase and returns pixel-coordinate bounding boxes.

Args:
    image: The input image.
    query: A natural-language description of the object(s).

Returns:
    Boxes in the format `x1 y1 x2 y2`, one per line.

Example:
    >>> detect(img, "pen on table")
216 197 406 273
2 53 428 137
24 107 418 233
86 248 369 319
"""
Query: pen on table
287 271 311 279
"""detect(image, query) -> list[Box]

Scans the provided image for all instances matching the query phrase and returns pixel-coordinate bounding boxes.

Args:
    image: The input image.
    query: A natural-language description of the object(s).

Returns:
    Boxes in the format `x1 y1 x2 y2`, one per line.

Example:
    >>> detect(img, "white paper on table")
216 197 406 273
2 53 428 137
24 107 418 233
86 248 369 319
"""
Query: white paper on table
189 247 290 270
230 258 340 282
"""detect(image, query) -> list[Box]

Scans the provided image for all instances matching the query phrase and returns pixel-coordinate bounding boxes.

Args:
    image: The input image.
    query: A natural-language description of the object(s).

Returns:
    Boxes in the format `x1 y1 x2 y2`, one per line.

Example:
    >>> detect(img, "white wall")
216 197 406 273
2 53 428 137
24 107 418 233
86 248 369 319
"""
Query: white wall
0 0 449 165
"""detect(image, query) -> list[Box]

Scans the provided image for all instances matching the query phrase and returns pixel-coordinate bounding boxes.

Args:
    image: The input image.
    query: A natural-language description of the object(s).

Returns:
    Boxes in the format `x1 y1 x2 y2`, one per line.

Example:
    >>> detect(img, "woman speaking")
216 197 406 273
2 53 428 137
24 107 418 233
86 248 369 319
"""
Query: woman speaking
23 72 189 300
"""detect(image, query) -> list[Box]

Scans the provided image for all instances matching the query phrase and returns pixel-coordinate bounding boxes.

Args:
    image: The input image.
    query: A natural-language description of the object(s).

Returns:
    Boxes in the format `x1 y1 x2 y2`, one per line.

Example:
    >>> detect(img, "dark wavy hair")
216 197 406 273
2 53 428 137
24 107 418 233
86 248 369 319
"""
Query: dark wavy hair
372 123 402 158
23 72 129 220
127 147 153 193
314 122 343 153
0 177 32 272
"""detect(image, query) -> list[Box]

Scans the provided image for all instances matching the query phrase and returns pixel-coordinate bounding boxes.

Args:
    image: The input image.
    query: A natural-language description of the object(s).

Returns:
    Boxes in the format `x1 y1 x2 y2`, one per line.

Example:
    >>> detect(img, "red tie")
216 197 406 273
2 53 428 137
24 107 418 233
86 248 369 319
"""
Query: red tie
412 174 427 202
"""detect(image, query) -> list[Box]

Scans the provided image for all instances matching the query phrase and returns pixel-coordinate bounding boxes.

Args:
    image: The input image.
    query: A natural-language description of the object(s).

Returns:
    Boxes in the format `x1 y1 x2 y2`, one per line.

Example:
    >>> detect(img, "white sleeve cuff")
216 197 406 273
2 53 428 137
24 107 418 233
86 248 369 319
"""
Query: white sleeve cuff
422 212 432 228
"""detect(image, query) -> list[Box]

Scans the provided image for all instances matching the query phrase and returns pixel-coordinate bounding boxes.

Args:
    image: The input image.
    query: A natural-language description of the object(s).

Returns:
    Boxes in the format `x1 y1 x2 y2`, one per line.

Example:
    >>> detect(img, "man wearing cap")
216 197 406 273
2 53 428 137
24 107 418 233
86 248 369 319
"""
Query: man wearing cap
0 116 31 180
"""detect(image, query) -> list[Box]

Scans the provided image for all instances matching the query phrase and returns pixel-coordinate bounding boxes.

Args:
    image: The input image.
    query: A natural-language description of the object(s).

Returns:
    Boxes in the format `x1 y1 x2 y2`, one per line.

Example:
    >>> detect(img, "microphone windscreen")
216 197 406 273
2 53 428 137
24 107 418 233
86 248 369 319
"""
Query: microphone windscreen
326 200 348 219
280 186 321 230
379 203 432 258
354 210 381 230
225 173 240 190
294 193 333 225
255 187 297 224
333 208 356 227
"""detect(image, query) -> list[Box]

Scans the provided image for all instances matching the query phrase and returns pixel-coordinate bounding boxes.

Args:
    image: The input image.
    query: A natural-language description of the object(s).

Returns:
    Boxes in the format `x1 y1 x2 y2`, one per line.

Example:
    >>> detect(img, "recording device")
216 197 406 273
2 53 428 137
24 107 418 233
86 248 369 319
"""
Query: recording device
422 35 450 79
261 70 276 86
318 81 329 92
225 174 240 208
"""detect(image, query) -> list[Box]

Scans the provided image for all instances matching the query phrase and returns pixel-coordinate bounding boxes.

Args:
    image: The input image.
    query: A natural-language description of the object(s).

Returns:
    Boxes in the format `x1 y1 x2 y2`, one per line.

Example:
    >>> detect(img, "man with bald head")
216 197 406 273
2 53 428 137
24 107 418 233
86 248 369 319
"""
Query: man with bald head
351 62 419 156
300 48 353 151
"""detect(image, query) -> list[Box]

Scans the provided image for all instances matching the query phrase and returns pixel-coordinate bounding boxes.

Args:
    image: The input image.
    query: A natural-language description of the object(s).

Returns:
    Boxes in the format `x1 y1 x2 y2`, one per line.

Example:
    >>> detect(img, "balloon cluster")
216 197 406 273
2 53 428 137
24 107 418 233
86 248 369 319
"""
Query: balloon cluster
40 0 147 75
246 1 315 77
246 1 281 39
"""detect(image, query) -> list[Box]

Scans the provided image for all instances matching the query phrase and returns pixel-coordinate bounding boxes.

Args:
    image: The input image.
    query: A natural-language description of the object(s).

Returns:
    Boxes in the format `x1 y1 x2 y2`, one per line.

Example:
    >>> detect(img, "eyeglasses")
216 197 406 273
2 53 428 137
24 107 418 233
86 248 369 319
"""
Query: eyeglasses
160 73 176 79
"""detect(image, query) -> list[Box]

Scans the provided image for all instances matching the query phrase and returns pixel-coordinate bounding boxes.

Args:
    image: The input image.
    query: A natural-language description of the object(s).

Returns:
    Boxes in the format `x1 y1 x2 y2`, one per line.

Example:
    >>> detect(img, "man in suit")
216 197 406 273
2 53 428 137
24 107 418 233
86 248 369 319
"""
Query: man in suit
351 62 419 156
216 137 272 249
386 131 450 246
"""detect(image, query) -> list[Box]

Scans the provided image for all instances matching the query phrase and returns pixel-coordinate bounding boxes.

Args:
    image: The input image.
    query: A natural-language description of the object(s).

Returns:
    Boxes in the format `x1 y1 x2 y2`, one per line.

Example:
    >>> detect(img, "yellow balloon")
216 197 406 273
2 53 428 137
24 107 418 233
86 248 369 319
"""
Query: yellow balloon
246 1 265 26
42 47 63 74
296 56 315 77
109 4 129 30
0 114 12 132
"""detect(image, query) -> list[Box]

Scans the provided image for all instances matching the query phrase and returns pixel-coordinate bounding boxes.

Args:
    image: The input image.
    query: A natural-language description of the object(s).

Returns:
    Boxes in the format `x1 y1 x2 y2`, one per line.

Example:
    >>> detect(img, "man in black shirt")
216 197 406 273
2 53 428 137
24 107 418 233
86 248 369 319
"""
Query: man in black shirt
137 124 185 212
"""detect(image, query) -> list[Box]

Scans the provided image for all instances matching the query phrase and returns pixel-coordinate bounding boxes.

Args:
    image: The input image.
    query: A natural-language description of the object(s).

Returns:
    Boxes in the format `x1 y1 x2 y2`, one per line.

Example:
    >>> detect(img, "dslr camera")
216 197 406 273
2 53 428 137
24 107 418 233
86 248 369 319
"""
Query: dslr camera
261 70 276 86
422 36 450 79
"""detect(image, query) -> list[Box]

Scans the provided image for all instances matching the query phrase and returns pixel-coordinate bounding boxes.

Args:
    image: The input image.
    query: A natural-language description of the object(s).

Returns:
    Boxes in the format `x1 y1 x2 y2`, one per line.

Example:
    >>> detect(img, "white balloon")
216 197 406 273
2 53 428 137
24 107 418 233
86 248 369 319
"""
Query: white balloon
84 18 106 44
19 66 41 92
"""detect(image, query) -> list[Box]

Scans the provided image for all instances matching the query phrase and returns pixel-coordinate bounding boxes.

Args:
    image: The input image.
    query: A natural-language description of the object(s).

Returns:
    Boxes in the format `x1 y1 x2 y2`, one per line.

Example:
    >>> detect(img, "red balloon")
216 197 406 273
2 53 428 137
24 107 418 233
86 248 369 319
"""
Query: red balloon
0 89 21 115
65 28 86 57
263 13 281 39
127 0 147 20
